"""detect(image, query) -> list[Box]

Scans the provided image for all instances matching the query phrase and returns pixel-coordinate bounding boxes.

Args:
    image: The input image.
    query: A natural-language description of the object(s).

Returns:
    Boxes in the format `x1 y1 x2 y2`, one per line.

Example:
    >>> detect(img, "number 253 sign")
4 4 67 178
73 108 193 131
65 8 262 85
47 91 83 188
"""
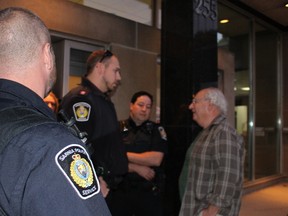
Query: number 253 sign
195 0 217 20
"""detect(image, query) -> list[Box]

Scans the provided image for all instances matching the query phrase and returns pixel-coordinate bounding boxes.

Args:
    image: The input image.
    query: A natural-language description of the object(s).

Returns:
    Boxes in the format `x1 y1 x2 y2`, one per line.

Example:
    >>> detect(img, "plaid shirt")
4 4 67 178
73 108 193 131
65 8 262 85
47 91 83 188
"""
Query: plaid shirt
179 115 244 216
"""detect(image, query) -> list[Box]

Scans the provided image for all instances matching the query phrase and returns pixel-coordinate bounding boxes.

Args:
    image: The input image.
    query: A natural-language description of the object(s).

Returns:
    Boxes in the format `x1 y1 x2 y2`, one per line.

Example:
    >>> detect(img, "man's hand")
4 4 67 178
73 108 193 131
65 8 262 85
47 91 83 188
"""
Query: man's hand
99 176 110 198
201 205 220 216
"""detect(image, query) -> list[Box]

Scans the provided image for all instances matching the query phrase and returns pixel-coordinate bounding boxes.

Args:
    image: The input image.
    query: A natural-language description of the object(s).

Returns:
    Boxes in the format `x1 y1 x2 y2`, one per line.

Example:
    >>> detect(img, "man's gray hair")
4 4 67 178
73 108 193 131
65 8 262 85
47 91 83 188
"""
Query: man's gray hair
0 7 51 70
204 87 228 115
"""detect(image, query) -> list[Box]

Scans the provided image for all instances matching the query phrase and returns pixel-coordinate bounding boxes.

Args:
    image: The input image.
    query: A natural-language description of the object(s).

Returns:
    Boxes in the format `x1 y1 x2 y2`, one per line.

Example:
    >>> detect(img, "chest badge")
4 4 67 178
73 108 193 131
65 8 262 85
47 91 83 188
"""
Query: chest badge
73 102 91 122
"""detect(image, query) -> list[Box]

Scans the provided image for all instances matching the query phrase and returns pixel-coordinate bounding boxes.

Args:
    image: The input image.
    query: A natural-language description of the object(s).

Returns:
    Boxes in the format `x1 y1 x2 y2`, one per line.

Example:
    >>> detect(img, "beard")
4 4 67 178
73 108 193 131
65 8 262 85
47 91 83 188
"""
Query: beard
106 81 121 97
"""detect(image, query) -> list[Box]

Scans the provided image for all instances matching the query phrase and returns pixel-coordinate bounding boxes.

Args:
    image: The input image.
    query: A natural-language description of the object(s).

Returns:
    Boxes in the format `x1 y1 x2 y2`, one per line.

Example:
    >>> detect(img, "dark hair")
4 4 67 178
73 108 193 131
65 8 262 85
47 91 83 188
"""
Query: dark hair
86 50 113 76
130 91 153 104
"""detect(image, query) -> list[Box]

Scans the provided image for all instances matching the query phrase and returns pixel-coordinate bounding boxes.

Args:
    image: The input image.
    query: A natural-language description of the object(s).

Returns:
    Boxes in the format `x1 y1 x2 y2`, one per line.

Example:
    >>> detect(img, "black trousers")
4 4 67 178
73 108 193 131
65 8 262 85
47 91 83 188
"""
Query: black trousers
106 184 163 216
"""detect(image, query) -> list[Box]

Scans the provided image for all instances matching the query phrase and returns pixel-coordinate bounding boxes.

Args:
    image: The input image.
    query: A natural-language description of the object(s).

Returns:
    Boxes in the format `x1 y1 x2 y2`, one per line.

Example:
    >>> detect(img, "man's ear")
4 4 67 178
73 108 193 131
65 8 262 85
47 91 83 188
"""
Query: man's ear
96 61 106 75
207 102 215 112
43 43 54 71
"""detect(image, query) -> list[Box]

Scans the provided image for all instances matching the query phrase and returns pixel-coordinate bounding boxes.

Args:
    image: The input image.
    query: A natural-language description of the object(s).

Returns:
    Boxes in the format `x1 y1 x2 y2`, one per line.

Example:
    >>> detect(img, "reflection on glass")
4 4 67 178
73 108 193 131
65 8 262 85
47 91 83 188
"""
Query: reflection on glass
218 3 250 181
254 24 279 179
218 3 280 181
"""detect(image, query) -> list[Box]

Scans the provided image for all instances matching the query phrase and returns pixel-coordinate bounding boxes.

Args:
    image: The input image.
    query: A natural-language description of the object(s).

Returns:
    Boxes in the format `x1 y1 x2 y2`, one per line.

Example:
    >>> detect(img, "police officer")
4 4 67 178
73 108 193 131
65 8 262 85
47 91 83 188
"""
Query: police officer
109 91 168 216
0 7 110 215
60 50 128 202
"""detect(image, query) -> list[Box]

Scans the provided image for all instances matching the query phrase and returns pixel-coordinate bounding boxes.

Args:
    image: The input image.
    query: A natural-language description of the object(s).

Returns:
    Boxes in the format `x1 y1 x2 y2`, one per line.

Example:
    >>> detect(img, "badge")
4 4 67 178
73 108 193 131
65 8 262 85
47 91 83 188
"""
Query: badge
55 144 100 199
73 102 91 122
158 126 167 140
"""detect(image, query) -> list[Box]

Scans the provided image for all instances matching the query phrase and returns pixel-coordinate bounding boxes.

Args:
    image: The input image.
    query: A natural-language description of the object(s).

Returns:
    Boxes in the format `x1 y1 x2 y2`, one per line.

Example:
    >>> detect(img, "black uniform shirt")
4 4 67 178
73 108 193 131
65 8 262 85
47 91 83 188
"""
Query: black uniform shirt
121 118 167 153
0 79 111 216
60 77 128 177
120 118 168 182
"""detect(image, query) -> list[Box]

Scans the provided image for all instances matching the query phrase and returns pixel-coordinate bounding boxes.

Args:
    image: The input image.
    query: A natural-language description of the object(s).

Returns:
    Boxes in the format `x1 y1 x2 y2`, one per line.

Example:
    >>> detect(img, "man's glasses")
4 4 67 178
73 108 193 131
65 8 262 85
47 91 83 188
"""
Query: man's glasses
192 97 209 104
99 50 113 63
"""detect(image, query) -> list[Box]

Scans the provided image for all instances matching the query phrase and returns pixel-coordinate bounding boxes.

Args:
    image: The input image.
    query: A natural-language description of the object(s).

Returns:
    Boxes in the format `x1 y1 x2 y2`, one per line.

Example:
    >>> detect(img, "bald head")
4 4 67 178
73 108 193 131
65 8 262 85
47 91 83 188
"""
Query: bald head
0 7 51 72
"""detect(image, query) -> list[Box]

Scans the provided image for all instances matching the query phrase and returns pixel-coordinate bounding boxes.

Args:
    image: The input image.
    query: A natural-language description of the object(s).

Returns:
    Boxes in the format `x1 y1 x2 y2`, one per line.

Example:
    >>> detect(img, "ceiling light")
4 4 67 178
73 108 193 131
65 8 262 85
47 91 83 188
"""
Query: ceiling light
220 19 229 24
241 87 250 91
285 3 288 7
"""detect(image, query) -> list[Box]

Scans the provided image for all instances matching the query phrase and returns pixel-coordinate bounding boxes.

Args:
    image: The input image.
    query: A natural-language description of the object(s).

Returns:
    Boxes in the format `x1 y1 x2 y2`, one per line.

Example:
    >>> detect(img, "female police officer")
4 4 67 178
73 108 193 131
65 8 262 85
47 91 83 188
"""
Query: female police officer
108 91 168 216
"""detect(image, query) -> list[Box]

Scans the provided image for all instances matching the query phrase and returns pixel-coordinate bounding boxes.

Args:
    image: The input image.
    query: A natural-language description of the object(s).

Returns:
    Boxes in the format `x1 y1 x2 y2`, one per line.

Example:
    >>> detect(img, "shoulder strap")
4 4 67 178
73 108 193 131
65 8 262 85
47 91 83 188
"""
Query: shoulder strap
119 119 129 132
0 106 56 153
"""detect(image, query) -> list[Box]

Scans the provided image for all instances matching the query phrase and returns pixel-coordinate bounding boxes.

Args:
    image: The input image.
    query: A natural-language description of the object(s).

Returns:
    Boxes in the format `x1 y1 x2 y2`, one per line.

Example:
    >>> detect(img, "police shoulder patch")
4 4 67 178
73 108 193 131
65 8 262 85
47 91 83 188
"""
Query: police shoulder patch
55 144 100 199
73 102 91 122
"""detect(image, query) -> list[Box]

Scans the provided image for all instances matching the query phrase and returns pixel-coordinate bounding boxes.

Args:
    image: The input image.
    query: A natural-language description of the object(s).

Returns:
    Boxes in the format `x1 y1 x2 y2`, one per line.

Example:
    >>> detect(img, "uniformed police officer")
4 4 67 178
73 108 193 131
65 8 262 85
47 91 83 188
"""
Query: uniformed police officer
0 7 111 215
60 50 128 204
108 91 168 216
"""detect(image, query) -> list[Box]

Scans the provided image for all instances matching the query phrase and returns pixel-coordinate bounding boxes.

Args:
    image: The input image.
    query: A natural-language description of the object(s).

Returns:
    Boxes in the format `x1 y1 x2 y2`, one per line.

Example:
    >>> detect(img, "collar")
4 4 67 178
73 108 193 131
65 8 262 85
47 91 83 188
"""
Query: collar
81 77 110 100
127 117 150 128
207 114 226 130
0 79 56 120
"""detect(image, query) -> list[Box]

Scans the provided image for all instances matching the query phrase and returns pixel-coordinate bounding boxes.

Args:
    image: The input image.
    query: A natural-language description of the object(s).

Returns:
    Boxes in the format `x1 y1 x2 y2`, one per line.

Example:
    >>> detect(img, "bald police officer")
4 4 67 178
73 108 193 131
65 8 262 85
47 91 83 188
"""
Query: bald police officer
0 7 111 216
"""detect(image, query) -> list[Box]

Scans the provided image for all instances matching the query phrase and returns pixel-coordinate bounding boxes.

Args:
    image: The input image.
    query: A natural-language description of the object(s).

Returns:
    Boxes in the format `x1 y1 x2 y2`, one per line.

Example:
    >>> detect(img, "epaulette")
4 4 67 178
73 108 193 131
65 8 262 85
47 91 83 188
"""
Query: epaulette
119 120 129 132
77 87 91 96
157 124 167 141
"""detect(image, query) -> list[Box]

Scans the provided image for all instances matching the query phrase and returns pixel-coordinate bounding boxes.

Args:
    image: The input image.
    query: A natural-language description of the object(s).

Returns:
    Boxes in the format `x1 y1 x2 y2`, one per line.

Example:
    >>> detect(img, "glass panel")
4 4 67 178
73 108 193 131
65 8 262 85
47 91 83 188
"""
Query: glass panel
254 24 279 179
218 3 250 181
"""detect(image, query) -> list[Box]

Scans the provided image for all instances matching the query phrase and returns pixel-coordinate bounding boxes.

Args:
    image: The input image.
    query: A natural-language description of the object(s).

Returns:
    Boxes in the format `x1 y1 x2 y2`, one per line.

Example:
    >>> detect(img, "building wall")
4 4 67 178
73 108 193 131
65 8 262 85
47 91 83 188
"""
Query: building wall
0 0 161 120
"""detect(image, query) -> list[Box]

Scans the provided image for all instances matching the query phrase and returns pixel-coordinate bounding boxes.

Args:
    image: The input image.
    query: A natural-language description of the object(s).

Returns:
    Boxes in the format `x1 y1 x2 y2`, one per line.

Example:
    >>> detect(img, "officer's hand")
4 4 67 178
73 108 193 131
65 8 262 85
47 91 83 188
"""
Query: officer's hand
133 164 155 181
99 176 110 198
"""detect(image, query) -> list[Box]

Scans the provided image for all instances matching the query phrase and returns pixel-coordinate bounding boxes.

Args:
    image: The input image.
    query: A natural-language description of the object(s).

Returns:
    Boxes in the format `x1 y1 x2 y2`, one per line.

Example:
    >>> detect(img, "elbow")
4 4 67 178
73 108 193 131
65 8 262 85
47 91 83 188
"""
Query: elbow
153 153 164 166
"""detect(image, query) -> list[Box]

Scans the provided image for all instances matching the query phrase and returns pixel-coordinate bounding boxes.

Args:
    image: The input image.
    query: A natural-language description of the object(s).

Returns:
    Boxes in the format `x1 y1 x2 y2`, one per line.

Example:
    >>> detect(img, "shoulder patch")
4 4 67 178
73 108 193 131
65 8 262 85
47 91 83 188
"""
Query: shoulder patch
73 102 91 122
55 144 100 199
158 126 167 140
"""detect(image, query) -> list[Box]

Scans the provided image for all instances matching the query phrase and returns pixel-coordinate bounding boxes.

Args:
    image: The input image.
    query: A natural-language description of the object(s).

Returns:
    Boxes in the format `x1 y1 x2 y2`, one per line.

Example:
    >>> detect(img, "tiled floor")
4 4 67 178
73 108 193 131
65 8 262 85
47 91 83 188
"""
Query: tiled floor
240 182 288 216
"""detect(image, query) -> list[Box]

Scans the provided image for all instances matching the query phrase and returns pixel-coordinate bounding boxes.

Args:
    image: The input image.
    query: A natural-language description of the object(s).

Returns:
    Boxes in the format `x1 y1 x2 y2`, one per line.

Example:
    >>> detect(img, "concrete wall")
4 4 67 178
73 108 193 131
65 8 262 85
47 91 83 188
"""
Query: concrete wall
0 0 161 120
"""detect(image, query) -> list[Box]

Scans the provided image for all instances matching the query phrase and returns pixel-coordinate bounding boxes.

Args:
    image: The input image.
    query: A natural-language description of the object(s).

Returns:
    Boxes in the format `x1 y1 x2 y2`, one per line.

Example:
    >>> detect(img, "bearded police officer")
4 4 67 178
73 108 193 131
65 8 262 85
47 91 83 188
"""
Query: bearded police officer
60 50 128 207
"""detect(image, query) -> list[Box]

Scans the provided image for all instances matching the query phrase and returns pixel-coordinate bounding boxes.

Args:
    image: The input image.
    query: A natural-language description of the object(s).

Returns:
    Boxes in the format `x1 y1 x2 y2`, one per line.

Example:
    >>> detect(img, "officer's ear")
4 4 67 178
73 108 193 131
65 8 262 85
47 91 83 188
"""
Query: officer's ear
95 61 106 76
129 102 134 112
43 43 54 72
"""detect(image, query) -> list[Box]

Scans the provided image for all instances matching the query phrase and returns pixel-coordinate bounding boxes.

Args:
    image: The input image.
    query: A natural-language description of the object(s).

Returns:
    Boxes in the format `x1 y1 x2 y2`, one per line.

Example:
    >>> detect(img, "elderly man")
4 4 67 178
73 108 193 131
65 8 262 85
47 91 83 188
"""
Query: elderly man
0 7 110 216
179 87 244 216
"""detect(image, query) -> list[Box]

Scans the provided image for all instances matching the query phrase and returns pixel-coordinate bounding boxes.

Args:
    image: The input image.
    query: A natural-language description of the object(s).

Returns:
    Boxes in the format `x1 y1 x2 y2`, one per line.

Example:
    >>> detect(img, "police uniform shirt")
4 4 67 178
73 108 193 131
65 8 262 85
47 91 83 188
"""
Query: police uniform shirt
0 79 111 216
60 77 128 177
121 118 168 180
